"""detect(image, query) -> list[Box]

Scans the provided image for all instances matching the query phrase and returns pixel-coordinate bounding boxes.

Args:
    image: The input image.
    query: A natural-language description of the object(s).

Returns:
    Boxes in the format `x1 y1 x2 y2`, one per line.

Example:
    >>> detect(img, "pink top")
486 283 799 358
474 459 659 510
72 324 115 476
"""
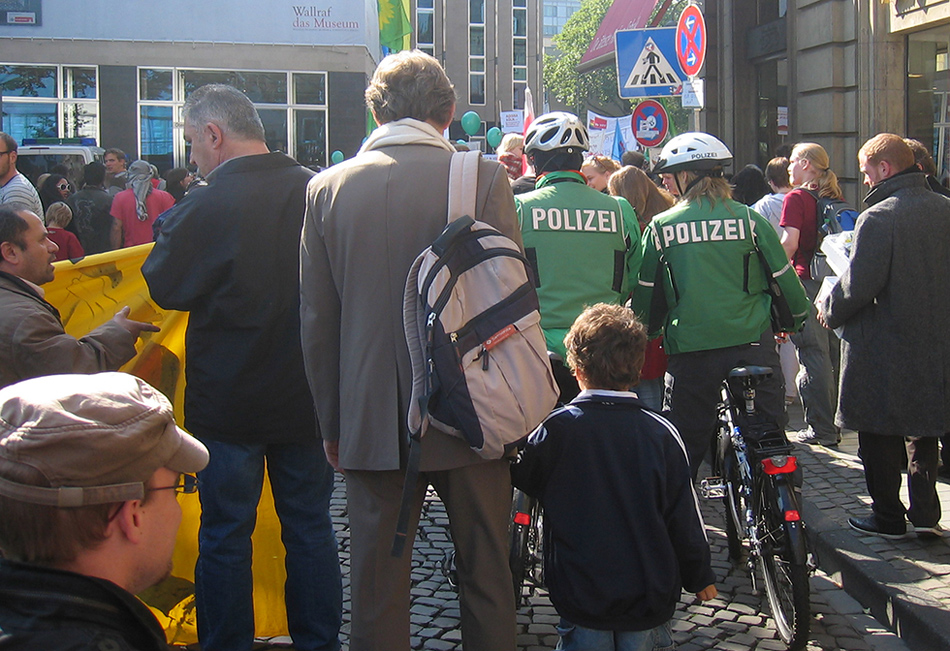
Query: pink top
110 188 175 248
48 227 85 261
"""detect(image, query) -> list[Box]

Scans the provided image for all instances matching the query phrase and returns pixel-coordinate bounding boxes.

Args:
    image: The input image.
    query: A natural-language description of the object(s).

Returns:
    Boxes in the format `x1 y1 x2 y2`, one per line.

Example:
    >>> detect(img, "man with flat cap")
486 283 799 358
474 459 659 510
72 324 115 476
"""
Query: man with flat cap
0 371 209 650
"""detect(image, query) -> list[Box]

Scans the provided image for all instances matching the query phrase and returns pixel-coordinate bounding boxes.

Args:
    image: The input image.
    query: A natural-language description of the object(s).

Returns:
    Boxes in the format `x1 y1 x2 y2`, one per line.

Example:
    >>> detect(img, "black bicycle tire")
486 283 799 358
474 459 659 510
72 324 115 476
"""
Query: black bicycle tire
508 489 535 607
757 488 810 649
716 403 744 561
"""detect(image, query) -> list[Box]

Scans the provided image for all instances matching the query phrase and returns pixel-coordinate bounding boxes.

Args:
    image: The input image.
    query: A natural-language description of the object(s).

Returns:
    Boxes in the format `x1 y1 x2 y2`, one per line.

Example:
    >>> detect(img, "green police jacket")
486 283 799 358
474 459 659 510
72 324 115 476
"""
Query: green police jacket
632 197 808 356
515 171 642 358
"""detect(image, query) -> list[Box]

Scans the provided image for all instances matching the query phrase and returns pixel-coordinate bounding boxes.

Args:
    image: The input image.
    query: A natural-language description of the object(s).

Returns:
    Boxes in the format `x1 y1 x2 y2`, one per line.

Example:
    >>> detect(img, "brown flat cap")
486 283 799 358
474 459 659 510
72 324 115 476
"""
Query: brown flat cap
0 372 208 507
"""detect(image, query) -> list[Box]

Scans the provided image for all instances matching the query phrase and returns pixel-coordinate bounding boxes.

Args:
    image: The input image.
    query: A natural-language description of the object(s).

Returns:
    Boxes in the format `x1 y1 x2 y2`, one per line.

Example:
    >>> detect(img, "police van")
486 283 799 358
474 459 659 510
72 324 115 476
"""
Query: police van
16 137 105 191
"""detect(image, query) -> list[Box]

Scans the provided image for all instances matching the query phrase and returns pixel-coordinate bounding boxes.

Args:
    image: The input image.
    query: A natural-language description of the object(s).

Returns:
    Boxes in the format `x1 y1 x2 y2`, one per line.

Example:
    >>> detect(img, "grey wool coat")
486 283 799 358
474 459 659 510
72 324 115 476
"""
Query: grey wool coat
820 171 950 437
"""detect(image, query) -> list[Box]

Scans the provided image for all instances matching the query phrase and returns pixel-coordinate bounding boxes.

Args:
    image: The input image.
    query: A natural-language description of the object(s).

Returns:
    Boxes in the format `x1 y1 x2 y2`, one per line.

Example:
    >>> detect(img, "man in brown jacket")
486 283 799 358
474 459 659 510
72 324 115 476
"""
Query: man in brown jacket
0 206 157 389
300 51 519 651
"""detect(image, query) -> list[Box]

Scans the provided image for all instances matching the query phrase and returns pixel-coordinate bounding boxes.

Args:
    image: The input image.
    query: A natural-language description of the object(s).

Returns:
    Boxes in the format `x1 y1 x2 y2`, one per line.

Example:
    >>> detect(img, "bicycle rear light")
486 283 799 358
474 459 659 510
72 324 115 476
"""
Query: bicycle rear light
513 512 532 526
761 455 798 475
784 510 801 521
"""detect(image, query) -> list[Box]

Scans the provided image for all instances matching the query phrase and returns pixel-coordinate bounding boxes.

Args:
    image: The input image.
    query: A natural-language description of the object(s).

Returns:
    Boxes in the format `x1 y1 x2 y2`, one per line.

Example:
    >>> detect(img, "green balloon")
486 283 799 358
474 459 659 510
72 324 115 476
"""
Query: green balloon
486 127 503 149
331 150 344 164
461 111 481 136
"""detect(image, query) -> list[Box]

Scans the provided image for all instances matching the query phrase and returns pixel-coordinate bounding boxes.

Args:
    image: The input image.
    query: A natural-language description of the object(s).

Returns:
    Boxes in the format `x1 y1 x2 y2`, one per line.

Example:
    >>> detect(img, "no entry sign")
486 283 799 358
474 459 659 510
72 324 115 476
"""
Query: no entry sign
676 4 706 78
632 100 669 148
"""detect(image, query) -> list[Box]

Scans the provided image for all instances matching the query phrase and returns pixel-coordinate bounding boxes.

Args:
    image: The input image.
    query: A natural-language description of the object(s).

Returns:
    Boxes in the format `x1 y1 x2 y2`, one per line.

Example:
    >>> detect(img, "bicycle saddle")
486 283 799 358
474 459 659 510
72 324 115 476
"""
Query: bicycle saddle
728 366 773 379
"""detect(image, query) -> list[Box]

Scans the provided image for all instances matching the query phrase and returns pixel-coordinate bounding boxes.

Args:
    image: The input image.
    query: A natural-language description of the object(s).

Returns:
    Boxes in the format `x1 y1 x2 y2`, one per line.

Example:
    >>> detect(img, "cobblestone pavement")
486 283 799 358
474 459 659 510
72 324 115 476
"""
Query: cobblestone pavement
317 465 911 651
786 410 950 649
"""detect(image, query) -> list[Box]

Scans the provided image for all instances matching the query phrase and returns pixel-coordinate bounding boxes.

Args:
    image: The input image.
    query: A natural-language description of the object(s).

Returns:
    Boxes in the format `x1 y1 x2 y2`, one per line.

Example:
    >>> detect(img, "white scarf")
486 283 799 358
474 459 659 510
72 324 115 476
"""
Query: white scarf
359 118 456 155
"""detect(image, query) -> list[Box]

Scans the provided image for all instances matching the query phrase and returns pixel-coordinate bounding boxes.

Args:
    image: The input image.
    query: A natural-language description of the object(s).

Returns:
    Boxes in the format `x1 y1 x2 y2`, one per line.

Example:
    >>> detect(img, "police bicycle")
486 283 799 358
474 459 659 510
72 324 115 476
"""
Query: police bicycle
701 365 813 650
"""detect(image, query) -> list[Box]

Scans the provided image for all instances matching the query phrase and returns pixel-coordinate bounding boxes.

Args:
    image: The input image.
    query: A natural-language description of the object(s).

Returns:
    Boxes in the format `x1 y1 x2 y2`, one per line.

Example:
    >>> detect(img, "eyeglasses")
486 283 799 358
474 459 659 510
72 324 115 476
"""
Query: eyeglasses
57 183 70 191
0 151 10 156
147 474 199 494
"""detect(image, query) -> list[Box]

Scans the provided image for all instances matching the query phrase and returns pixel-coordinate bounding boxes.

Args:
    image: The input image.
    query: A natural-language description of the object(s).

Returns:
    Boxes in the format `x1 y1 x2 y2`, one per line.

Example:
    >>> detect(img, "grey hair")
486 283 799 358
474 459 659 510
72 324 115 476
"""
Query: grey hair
365 50 456 126
183 84 266 142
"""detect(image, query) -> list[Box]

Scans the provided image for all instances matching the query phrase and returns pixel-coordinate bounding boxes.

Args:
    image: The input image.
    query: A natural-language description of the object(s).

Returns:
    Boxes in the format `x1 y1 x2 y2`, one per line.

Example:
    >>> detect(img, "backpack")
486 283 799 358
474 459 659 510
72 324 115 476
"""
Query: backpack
806 190 858 279
394 151 559 556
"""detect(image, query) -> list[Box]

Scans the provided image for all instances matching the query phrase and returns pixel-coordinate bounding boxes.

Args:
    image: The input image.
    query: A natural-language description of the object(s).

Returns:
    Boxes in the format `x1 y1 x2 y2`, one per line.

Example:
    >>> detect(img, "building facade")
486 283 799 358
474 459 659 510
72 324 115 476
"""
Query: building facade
0 0 379 172
708 0 950 205
412 0 543 141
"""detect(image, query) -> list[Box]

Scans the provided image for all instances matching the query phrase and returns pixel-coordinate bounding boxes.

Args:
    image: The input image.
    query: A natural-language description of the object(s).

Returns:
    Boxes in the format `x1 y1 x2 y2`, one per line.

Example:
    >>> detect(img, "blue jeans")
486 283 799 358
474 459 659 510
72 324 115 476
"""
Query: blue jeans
195 437 342 651
635 377 664 411
556 619 674 651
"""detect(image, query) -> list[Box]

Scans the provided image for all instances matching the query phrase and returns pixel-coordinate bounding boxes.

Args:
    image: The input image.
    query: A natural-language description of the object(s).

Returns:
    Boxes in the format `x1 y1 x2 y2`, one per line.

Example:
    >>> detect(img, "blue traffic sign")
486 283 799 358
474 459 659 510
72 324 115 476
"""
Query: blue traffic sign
616 28 685 99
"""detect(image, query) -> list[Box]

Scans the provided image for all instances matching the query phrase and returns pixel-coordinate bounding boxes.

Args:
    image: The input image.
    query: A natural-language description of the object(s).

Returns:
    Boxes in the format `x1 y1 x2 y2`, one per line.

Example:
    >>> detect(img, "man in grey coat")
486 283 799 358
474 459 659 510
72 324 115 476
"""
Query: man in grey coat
300 51 519 651
819 133 950 539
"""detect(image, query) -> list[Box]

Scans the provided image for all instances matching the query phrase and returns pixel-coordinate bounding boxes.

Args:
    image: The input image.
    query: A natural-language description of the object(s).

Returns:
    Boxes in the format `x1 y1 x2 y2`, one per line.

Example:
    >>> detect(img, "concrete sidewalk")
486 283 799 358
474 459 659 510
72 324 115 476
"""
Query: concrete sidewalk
788 405 950 651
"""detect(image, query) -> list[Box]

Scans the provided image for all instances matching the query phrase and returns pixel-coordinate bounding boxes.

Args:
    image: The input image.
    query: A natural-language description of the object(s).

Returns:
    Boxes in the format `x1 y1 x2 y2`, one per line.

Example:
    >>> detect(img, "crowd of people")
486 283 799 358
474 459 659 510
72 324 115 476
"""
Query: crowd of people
0 136 198 262
0 48 947 651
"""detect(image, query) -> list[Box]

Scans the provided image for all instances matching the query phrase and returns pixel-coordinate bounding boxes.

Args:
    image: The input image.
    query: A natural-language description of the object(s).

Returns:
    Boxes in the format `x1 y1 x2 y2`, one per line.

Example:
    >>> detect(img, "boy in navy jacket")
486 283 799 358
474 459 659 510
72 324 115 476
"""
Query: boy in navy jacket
511 303 717 650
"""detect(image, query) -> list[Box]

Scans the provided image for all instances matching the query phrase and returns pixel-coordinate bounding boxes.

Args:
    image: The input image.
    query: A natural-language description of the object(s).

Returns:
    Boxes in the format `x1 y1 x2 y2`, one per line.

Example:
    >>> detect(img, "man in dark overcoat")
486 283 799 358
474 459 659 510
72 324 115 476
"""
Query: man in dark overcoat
819 133 950 539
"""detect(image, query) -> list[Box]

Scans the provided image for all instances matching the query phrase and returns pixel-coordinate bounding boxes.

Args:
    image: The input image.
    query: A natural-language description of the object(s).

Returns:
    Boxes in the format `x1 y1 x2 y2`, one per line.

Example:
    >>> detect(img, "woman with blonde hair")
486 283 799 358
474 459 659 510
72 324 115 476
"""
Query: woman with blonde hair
608 165 674 410
608 165 675 230
496 132 524 181
779 142 842 447
581 154 620 192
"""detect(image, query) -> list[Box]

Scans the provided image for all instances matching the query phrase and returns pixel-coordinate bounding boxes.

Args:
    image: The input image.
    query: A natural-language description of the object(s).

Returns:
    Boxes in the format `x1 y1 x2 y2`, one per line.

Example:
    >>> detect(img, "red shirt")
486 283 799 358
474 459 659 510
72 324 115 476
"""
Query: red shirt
48 227 85 261
110 188 175 248
779 188 818 280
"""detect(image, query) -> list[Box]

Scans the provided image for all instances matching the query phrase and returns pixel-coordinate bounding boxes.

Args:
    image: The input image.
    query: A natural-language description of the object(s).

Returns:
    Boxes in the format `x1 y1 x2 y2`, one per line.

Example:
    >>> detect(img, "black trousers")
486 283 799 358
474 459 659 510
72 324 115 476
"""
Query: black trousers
665 329 786 478
858 432 941 528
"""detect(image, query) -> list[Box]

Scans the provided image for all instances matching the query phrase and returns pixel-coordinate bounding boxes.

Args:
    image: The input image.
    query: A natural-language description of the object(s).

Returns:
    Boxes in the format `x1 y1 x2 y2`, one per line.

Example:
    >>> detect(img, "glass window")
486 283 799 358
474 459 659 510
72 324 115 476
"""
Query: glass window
470 26 485 56
471 58 485 73
514 9 527 37
418 11 434 45
470 74 485 105
258 109 289 153
64 67 96 99
418 0 433 7
470 0 484 24
0 65 56 98
295 109 327 169
513 0 525 6
514 40 527 67
514 68 527 81
182 70 287 103
64 102 97 138
141 69 173 101
294 74 326 105
2 102 57 140
513 83 526 110
140 105 174 171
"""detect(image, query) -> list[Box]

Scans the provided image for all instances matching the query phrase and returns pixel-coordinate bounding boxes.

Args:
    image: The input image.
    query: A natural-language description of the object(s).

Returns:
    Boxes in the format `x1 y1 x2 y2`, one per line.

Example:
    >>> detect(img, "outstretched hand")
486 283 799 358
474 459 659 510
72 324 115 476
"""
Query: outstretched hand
113 306 161 339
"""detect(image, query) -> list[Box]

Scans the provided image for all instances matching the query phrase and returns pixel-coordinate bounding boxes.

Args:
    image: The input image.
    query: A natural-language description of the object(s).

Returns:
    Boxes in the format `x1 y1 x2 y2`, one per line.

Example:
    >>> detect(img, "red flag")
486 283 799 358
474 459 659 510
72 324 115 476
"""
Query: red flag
522 86 535 175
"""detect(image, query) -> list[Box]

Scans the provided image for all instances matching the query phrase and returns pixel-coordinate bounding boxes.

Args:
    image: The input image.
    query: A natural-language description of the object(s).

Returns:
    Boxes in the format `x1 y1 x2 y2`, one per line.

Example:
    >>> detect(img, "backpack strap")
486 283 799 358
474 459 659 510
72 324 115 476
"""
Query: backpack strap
393 151 481 558
447 150 481 223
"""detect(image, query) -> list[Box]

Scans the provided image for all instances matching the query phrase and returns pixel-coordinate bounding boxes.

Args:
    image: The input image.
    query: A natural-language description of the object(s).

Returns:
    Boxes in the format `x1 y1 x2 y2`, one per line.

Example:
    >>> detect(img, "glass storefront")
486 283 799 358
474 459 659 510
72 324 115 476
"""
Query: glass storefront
138 67 329 172
0 64 99 141
908 25 950 183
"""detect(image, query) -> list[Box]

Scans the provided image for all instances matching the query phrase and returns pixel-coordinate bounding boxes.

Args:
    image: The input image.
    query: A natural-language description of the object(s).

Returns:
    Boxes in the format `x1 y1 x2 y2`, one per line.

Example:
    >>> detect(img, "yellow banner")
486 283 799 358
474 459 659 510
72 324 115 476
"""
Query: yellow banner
49 244 290 644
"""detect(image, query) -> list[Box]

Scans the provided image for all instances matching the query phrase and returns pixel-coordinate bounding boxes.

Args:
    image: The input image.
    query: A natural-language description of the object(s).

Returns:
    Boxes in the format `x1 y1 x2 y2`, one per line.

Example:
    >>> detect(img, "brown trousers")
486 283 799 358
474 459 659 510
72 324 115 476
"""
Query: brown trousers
345 460 517 651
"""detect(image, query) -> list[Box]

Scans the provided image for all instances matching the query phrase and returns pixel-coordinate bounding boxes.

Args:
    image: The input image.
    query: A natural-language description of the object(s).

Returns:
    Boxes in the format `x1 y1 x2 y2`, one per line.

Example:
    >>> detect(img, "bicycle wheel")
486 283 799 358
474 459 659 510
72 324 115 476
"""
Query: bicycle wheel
508 488 539 606
716 407 744 560
756 486 810 649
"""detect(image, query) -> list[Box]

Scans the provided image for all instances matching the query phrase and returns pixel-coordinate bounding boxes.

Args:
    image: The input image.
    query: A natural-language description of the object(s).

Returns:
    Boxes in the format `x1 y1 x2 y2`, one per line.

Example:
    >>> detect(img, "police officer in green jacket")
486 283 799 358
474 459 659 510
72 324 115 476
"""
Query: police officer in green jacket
515 112 641 400
632 133 809 477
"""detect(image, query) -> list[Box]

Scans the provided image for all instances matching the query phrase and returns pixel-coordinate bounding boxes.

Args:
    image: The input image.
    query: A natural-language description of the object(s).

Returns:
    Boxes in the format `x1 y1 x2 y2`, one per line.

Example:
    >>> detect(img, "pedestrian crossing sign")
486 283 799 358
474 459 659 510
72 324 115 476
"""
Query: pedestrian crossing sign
616 27 685 99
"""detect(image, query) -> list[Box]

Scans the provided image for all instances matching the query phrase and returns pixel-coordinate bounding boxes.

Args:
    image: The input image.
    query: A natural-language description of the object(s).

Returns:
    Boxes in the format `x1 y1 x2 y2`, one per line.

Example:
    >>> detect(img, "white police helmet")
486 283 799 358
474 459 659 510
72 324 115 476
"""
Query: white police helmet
524 112 590 154
653 132 733 175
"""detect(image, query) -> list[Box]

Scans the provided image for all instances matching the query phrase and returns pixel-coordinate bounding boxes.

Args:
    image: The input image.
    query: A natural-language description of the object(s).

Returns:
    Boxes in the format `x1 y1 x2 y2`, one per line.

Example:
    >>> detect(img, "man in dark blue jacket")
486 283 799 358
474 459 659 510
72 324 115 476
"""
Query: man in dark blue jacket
511 303 716 650
142 84 342 651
